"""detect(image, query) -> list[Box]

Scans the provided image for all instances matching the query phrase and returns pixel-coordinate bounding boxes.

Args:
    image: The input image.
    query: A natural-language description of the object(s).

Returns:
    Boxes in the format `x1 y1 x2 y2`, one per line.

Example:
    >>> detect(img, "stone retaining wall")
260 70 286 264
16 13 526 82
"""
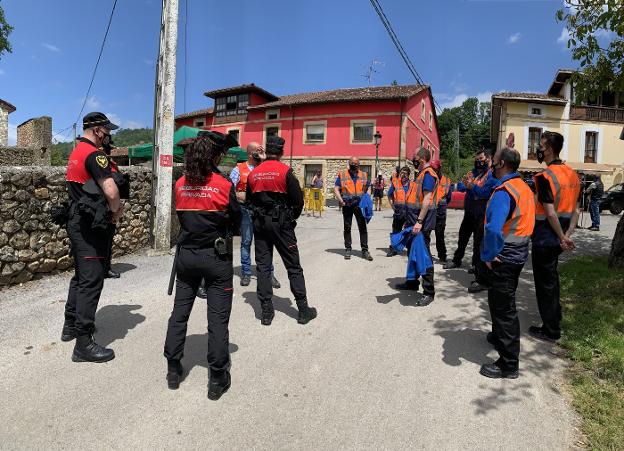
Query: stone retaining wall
0 166 152 287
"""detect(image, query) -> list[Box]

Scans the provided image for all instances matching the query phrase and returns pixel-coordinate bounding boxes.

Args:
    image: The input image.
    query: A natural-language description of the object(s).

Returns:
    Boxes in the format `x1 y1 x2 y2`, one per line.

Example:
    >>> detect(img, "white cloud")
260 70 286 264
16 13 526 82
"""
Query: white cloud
124 120 144 129
436 91 493 111
41 42 61 53
557 28 571 47
508 33 521 44
80 95 101 109
7 123 17 145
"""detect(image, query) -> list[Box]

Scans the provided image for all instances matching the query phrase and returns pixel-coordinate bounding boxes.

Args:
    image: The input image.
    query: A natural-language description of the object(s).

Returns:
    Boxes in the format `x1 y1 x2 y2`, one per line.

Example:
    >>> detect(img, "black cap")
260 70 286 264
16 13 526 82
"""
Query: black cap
83 112 119 131
266 135 285 154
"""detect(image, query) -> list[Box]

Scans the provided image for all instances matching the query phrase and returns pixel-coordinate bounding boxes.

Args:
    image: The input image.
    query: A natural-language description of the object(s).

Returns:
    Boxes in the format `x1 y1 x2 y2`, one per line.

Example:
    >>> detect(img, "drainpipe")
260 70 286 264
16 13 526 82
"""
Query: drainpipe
398 99 404 167
289 105 294 167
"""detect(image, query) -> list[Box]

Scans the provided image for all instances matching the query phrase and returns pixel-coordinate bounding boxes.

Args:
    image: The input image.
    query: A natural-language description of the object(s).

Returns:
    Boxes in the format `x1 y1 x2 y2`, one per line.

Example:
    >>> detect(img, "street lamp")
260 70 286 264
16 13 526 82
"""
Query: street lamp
374 131 382 176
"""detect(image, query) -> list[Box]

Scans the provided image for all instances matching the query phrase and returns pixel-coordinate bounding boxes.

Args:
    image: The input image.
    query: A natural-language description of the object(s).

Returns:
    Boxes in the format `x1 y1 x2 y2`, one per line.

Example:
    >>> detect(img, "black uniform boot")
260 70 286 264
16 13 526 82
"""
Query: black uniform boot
208 371 231 401
296 299 317 325
71 334 115 363
260 300 275 326
166 359 184 390
61 321 76 342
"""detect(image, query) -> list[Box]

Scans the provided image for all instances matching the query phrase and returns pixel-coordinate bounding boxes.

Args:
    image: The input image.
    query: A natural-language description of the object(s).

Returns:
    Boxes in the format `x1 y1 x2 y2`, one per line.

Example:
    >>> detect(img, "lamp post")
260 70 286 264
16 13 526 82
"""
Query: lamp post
374 131 382 177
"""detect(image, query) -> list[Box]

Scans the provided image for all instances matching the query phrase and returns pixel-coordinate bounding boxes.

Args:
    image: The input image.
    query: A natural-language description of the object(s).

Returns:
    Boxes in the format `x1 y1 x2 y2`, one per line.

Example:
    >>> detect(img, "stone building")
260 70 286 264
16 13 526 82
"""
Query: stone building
0 98 17 147
0 116 53 166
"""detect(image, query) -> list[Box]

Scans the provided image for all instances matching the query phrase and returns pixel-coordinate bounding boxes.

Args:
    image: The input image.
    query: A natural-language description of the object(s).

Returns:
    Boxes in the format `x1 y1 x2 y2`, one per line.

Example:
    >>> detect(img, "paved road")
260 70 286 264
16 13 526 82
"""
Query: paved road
0 208 618 450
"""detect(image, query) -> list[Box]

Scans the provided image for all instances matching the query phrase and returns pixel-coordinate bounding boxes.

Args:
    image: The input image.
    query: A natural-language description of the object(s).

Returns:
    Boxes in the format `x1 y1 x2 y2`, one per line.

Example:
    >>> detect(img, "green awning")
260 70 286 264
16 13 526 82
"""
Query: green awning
226 146 248 163
128 126 203 159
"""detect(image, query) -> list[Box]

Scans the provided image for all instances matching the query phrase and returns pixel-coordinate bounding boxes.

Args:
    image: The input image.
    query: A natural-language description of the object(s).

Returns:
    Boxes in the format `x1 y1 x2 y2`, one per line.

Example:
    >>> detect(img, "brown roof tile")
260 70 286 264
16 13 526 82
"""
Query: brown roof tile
175 108 214 120
492 92 567 104
248 84 428 110
203 84 278 101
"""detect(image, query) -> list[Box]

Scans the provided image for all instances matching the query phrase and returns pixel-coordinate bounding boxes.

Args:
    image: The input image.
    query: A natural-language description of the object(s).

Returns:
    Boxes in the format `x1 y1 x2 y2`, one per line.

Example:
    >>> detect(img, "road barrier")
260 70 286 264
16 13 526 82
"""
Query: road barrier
304 188 324 216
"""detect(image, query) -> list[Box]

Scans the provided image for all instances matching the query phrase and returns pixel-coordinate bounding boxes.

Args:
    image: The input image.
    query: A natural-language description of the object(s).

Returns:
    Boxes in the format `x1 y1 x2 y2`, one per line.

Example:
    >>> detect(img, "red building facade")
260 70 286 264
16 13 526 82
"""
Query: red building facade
175 84 440 190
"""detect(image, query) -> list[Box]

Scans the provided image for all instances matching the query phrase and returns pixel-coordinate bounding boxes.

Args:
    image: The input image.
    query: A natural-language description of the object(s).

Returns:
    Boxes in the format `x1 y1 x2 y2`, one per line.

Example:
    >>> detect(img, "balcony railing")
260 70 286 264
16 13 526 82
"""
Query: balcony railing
570 105 624 123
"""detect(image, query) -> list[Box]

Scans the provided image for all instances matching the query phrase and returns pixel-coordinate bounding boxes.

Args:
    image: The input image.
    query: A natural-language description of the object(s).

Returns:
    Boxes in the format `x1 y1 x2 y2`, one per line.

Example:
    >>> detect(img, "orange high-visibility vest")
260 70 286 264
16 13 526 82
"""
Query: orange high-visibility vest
414 166 439 209
392 181 418 207
486 176 535 243
533 163 581 220
235 162 253 192
436 175 451 203
339 170 367 196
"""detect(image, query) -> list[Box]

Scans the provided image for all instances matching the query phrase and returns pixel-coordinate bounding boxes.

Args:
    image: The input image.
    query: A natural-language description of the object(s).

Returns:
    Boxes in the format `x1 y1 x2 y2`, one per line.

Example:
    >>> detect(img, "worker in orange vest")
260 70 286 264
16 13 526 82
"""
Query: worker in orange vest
395 148 439 306
430 160 452 263
386 166 415 256
529 131 581 343
334 157 373 261
229 142 281 289
479 147 535 379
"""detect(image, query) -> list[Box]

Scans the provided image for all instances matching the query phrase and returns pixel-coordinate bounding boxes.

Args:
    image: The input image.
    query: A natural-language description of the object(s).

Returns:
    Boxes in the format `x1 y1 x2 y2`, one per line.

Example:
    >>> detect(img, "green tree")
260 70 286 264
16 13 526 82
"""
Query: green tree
557 1 624 101
0 0 13 59
557 1 624 267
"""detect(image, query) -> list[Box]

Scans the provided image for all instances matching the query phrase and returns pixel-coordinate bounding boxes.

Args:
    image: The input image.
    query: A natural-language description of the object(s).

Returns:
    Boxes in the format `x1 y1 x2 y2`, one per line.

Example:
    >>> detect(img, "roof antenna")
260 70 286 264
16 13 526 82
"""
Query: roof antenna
361 59 385 86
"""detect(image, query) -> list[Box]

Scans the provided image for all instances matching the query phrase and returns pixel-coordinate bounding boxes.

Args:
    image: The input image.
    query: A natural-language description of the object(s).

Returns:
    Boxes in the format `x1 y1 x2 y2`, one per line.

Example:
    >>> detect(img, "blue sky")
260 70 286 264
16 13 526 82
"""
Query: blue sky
1 0 577 144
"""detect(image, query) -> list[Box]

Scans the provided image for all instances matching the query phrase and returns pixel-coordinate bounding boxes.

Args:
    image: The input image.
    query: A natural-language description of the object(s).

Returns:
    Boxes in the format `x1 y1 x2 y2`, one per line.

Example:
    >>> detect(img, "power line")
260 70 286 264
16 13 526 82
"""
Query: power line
368 0 443 113
74 0 119 125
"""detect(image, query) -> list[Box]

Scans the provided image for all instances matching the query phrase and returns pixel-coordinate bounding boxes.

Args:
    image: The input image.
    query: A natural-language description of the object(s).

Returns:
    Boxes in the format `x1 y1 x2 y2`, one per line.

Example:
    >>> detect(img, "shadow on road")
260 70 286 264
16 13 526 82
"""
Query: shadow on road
95 304 145 347
111 263 137 274
241 291 299 320
182 334 239 375
376 277 422 307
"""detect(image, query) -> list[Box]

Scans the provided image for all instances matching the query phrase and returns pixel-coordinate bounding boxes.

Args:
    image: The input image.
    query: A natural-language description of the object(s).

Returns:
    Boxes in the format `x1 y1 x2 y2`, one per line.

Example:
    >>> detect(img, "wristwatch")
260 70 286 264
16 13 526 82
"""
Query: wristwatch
416 218 423 224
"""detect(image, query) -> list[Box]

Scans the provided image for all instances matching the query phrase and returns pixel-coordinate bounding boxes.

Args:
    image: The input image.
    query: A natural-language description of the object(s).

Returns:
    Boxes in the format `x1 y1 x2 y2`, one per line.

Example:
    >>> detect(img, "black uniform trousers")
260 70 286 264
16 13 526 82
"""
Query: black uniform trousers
452 209 474 265
65 213 109 336
434 205 447 260
104 223 116 273
412 230 435 297
391 216 406 234
487 261 524 371
254 217 307 303
342 204 368 251
531 245 563 339
164 247 233 377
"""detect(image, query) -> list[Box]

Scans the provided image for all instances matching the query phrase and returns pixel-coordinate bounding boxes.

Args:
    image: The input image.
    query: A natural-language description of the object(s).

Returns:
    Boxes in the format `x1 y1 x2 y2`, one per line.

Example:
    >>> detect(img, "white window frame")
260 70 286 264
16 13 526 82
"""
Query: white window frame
266 109 280 121
420 137 425 149
421 100 426 122
528 104 545 118
429 112 433 131
226 127 241 144
263 123 281 147
350 119 376 144
579 126 603 164
303 120 327 145
523 122 548 160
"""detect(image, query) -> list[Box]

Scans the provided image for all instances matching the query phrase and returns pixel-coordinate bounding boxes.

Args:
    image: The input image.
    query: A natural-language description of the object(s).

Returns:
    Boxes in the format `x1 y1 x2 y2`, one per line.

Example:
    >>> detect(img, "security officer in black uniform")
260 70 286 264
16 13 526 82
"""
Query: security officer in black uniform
164 133 241 400
62 112 122 363
246 136 317 326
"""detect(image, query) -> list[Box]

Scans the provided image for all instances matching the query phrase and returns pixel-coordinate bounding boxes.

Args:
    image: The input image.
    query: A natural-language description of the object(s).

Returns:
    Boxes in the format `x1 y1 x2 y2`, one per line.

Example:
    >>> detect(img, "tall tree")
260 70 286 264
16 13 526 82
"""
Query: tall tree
558 0 624 268
0 1 12 59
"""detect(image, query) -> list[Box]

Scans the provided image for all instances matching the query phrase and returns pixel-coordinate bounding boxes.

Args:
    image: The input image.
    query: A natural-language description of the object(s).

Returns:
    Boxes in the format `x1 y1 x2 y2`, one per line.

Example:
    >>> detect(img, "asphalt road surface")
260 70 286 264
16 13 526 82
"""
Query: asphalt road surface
1 208 618 450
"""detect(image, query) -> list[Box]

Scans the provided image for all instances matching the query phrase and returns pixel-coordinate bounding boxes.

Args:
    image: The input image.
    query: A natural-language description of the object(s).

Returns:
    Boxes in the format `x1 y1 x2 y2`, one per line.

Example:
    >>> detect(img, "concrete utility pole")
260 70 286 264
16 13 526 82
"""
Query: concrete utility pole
152 0 178 252
454 126 460 178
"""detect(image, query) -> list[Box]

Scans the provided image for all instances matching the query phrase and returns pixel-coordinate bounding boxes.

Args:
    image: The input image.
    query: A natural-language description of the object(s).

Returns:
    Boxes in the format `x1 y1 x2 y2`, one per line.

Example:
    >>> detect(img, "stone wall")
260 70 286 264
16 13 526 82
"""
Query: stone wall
0 108 8 147
0 166 152 287
16 117 52 165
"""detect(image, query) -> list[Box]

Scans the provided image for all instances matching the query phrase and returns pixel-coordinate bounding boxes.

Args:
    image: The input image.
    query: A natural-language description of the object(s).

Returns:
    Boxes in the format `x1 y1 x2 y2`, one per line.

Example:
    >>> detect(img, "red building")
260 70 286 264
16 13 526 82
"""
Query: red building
175 83 440 190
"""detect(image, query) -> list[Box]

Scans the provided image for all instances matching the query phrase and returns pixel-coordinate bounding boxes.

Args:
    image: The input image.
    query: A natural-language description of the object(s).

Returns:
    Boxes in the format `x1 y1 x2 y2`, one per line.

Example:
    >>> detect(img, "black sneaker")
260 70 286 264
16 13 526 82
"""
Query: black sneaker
362 250 373 261
208 372 231 401
344 249 351 260
166 359 184 390
61 321 76 342
240 275 251 287
105 269 121 279
468 281 488 293
271 275 281 289
418 295 434 307
72 335 115 363
479 362 518 379
528 326 559 343
443 261 461 269
387 249 398 257
588 226 600 231
260 300 275 326
467 267 475 275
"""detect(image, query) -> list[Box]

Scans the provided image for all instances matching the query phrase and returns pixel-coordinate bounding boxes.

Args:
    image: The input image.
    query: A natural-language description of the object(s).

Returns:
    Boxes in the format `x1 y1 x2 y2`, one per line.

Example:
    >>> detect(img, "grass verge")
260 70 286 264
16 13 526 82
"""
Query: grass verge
560 255 624 450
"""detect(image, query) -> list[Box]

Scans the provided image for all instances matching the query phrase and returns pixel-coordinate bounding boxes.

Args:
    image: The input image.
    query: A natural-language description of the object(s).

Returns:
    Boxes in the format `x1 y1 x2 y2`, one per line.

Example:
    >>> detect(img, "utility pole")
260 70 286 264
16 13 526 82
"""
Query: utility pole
454 126 460 179
152 0 179 252
72 123 77 148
